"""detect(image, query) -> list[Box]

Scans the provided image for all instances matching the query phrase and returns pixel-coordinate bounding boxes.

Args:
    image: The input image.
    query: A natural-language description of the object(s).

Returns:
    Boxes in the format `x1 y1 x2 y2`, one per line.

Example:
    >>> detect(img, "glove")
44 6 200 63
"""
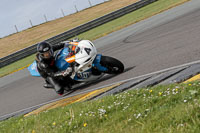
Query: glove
62 67 73 77
53 71 63 77
53 67 73 77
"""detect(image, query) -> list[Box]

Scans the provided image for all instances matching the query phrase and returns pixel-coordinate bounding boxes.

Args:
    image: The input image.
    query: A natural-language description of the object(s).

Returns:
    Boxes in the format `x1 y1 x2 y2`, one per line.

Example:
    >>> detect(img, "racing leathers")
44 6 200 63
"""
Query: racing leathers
36 42 71 95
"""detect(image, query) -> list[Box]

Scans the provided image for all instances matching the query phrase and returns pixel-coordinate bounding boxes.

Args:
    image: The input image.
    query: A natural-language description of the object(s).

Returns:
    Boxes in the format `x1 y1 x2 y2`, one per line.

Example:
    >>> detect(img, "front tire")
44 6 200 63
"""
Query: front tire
100 56 124 74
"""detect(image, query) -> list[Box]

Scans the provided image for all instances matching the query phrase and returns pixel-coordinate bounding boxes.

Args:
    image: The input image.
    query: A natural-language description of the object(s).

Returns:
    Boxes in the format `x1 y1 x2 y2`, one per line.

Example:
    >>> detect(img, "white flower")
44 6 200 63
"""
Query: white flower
189 90 198 95
123 106 129 111
184 100 187 103
136 113 141 119
122 96 126 99
98 109 106 115
145 109 150 111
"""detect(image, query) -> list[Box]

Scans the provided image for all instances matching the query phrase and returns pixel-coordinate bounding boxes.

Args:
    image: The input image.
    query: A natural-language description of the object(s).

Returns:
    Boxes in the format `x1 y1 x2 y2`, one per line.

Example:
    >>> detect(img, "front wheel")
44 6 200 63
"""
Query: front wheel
100 56 124 74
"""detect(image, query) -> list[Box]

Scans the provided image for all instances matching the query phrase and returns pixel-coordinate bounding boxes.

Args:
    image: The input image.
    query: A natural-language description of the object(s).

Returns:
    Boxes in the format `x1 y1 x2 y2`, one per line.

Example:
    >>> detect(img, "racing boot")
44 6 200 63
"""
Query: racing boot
46 77 64 95
43 80 53 88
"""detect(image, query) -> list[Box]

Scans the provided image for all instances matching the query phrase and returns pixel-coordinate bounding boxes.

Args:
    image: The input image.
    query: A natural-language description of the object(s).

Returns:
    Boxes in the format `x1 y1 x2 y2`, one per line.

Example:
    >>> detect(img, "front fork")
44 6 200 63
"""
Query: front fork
92 54 108 72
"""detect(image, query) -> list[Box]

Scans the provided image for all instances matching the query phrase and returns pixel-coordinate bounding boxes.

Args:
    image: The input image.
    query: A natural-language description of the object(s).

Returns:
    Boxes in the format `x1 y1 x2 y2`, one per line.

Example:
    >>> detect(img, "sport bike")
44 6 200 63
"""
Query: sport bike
28 40 124 90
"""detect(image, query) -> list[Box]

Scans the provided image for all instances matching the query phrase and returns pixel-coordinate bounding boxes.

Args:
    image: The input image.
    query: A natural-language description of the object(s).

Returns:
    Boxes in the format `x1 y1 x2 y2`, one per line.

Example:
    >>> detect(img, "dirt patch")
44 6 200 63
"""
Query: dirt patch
0 0 138 58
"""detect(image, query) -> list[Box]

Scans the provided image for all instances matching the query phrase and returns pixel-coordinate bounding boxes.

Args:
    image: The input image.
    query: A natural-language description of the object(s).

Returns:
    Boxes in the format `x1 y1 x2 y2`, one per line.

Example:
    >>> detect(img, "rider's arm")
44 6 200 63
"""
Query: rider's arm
52 42 65 51
54 61 76 77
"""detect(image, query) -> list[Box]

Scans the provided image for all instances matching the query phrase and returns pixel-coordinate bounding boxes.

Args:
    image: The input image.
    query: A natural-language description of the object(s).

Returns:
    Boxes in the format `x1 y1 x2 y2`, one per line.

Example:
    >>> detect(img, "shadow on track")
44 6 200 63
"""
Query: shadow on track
63 66 136 96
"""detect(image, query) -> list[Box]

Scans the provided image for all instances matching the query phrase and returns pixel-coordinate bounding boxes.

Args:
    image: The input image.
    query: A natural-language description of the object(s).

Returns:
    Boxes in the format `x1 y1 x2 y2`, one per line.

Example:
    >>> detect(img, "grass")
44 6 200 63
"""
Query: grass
0 54 35 77
0 81 199 133
0 0 190 77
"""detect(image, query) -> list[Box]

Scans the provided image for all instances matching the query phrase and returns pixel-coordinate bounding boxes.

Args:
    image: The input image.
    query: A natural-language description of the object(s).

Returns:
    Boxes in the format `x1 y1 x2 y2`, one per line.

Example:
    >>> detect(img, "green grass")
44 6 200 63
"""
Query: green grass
0 54 35 77
0 81 199 133
0 0 190 77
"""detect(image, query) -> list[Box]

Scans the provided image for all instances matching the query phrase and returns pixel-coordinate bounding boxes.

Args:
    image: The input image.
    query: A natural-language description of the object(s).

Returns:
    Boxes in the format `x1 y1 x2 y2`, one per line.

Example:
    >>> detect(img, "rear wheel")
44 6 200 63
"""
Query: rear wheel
100 56 124 74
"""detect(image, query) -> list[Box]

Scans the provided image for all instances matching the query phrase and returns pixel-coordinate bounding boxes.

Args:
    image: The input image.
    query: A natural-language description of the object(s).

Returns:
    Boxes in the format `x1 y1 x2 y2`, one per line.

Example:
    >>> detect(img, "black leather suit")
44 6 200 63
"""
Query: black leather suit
36 43 68 94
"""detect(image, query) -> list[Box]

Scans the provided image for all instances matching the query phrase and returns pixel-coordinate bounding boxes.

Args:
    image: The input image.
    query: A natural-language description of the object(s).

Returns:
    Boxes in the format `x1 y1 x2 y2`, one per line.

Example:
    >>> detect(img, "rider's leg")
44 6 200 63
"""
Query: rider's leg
44 79 53 88
46 76 64 95
93 54 108 72
37 67 54 88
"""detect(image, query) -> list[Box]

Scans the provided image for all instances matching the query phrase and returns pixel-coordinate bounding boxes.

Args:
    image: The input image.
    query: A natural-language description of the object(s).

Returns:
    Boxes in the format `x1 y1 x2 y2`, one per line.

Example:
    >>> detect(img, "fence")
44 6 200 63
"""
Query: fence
0 0 158 68
1 0 108 38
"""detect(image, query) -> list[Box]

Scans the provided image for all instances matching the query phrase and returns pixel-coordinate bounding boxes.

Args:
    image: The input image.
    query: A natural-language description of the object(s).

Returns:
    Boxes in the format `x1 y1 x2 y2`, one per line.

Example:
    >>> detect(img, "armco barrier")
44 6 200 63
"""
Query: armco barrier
0 0 157 68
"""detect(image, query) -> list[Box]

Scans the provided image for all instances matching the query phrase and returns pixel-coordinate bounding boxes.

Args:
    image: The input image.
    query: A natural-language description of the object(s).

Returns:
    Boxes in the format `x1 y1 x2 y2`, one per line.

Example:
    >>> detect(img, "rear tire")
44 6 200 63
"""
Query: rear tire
100 56 124 74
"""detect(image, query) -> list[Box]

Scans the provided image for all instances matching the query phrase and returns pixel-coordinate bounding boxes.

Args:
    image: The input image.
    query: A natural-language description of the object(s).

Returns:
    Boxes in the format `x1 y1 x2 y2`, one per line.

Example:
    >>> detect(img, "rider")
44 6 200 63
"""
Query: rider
36 39 107 95
36 41 74 95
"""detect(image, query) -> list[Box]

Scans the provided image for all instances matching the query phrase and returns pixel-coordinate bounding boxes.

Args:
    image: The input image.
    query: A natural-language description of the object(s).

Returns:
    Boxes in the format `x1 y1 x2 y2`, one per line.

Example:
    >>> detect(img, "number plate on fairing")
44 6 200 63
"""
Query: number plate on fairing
74 69 103 82
77 72 91 79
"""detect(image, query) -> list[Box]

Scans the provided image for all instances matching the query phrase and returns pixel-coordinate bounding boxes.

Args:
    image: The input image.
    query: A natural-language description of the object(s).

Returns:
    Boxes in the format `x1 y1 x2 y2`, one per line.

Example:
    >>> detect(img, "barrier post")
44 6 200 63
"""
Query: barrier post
44 14 48 22
29 20 33 27
14 25 19 33
61 9 65 17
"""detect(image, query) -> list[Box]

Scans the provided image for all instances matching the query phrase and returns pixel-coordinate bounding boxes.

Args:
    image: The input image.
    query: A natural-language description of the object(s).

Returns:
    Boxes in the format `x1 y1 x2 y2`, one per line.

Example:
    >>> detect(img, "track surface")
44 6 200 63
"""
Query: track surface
1 0 200 117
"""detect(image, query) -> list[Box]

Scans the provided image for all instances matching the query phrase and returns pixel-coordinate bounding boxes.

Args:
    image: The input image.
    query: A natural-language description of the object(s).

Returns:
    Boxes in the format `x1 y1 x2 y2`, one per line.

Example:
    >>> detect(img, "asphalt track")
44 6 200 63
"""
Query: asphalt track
1 0 200 117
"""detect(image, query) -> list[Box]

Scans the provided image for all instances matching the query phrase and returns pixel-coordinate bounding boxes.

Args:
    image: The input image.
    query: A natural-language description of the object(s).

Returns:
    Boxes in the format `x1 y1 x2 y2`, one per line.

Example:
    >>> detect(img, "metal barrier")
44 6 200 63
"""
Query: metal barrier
0 0 157 68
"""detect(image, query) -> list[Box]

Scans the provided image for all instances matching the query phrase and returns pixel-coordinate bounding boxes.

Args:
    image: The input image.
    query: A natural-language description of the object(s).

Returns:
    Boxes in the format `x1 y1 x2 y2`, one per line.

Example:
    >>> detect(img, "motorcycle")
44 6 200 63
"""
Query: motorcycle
28 40 124 90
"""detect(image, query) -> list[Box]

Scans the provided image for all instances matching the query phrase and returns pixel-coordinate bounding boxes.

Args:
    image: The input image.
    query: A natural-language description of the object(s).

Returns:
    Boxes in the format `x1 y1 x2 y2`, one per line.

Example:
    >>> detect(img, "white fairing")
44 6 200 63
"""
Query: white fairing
70 40 102 81
75 40 97 65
